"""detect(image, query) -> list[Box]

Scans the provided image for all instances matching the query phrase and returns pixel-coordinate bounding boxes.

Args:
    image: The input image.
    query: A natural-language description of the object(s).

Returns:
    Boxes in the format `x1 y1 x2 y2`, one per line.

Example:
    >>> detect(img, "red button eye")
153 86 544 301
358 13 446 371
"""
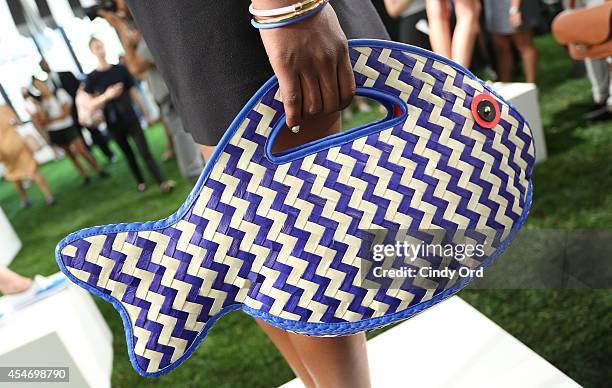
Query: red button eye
471 93 501 129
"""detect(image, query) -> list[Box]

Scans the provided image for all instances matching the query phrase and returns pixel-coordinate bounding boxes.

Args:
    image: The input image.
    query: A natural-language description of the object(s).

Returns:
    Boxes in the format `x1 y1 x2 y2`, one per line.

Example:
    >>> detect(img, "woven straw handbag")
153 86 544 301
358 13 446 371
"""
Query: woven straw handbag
56 39 535 376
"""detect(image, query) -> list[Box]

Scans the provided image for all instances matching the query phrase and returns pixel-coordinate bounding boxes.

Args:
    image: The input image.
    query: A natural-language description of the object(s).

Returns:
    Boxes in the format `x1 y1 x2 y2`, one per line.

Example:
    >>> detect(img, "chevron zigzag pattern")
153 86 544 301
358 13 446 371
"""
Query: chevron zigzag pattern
57 40 534 375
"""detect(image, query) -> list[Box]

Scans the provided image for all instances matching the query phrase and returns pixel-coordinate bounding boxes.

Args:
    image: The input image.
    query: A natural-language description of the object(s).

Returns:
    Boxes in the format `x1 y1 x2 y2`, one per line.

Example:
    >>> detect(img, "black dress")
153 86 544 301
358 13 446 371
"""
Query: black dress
126 0 389 146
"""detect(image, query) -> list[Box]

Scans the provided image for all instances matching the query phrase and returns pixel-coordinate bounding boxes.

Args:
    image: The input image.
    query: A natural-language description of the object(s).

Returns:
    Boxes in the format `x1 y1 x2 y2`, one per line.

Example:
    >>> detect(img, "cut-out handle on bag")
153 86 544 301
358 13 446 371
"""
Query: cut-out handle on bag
264 87 409 164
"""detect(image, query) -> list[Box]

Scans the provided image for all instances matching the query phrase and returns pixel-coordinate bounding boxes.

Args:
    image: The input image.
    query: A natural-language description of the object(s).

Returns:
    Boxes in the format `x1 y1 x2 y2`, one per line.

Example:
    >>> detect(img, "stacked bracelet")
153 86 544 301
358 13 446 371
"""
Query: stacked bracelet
250 0 329 29
249 0 319 17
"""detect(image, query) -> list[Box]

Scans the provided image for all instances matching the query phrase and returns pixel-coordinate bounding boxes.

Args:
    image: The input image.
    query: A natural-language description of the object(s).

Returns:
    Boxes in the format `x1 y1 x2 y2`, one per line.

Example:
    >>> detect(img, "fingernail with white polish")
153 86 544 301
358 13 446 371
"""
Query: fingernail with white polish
291 125 300 134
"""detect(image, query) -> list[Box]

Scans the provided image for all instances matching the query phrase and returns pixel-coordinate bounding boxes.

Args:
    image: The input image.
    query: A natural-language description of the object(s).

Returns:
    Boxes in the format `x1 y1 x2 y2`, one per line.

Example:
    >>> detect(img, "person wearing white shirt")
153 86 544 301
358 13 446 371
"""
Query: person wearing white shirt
21 86 63 160
31 78 110 185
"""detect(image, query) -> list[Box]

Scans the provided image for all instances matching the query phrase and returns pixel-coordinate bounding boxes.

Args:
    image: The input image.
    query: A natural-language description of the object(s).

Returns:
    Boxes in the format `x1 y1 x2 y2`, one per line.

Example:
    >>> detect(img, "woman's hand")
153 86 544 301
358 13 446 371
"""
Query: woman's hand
509 2 522 29
103 83 124 101
257 4 355 129
46 103 71 124
509 11 522 29
84 83 124 112
31 111 46 130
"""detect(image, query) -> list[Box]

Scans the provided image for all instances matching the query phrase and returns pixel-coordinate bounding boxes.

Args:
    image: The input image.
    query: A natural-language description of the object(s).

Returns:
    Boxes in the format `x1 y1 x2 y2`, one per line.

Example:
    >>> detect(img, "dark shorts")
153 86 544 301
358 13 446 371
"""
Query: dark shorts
49 126 80 146
127 0 389 146
484 0 541 35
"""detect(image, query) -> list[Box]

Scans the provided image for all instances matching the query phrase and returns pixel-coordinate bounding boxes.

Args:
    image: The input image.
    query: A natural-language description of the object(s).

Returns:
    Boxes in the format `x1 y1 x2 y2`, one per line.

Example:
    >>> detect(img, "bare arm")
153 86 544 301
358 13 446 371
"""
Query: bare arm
100 10 154 76
45 103 71 124
129 87 151 123
253 0 355 128
30 109 47 130
83 83 125 112
509 0 522 28
384 0 413 18
86 93 112 112
123 40 154 77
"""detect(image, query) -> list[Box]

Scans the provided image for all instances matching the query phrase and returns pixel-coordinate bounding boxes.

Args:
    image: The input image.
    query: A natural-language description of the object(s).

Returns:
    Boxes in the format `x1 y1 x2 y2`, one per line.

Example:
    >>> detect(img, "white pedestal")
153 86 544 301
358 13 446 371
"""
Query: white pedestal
491 82 548 164
0 274 113 388
0 207 21 266
280 297 580 388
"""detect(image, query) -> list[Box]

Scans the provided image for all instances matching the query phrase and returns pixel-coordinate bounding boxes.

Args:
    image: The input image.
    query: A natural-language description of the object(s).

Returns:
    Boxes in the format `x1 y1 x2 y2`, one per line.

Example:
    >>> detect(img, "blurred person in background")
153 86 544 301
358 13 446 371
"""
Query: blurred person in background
117 54 157 128
21 86 62 160
573 0 612 121
39 59 116 164
484 0 540 83
98 2 205 182
0 104 55 207
21 87 46 135
425 0 481 67
384 0 430 48
31 78 110 186
372 0 401 40
83 37 175 193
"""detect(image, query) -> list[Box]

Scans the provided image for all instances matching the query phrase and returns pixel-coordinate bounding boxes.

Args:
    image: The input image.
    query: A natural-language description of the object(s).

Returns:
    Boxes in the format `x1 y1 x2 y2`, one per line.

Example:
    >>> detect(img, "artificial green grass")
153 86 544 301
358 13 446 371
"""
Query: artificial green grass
1 35 610 387
459 36 612 387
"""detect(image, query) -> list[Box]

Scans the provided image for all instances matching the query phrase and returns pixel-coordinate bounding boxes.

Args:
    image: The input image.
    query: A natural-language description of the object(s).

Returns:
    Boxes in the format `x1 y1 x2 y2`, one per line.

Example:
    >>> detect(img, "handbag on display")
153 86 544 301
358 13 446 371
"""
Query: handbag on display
75 88 105 128
552 0 612 60
56 40 535 376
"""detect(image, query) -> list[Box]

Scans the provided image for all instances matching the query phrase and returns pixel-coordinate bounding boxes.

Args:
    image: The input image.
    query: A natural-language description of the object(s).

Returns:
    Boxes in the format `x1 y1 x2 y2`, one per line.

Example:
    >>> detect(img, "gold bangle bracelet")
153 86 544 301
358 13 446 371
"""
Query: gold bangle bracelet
253 0 328 24
292 0 320 13
253 0 325 24
249 0 319 18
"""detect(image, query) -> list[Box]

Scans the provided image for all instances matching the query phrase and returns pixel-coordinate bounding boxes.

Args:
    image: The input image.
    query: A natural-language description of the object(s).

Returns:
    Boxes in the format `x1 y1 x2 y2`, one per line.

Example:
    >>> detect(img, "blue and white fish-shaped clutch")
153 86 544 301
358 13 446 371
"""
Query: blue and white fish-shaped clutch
56 40 534 376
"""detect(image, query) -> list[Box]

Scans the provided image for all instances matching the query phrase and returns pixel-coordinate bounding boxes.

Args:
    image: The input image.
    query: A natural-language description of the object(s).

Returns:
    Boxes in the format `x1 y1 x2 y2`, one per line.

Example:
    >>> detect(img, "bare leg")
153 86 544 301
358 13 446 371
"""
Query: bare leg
0 267 32 295
199 112 371 388
30 170 54 202
451 0 481 67
62 146 88 177
161 121 175 161
426 0 452 59
492 34 514 82
288 332 370 388
511 29 538 84
256 320 316 387
71 138 102 173
12 180 28 202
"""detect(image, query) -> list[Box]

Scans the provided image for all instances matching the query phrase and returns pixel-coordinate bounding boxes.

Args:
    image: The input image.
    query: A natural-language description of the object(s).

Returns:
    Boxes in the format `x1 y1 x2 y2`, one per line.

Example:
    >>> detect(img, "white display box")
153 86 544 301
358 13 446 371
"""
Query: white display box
492 82 548 164
280 297 580 388
0 207 21 266
0 275 113 388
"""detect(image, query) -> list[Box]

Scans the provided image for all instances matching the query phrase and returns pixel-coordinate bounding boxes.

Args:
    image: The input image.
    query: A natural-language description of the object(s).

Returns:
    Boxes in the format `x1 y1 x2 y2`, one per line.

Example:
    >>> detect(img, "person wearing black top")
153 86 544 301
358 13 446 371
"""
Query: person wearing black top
39 59 116 163
83 37 174 193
